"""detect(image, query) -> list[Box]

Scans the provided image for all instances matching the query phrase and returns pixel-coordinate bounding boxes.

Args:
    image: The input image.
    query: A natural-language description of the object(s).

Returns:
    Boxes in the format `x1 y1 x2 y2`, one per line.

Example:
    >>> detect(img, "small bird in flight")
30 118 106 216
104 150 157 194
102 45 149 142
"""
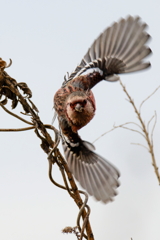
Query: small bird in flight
54 16 151 203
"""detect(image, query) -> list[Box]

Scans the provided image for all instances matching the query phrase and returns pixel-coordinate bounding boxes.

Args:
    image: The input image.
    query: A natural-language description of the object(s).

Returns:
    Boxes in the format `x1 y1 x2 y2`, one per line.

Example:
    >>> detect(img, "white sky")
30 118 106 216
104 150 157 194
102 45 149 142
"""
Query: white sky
0 0 160 240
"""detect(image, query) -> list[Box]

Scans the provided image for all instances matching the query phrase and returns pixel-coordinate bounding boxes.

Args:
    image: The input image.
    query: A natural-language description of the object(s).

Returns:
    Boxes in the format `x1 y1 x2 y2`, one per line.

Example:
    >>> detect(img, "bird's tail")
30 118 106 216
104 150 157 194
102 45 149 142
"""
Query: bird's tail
62 139 120 203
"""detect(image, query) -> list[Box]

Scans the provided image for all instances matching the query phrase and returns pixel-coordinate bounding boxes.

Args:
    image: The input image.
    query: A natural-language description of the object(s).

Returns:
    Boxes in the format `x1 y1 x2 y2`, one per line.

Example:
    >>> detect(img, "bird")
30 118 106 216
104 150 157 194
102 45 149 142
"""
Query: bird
53 16 151 203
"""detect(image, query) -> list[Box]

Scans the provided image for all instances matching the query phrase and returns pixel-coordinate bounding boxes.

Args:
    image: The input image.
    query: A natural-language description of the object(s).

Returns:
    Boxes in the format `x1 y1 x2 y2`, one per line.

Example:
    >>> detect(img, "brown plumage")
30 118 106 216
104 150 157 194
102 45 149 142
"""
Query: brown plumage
53 16 151 203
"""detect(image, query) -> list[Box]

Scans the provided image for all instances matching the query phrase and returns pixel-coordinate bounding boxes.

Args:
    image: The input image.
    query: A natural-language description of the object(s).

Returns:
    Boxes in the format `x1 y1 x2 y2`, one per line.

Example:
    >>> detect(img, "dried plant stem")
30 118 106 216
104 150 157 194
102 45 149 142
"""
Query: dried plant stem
131 142 149 150
119 79 160 184
0 126 35 131
0 102 33 125
54 148 93 239
47 137 91 239
0 67 94 240
93 122 143 144
139 86 160 113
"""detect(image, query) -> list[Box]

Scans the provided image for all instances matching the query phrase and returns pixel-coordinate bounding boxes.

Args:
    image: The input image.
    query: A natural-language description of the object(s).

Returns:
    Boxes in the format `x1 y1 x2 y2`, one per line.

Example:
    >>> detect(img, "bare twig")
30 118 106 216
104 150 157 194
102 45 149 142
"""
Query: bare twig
79 205 90 240
93 122 144 144
118 125 146 138
0 126 35 132
131 143 148 150
119 79 160 184
93 80 160 185
139 86 160 113
0 102 33 125
151 111 157 145
147 114 155 133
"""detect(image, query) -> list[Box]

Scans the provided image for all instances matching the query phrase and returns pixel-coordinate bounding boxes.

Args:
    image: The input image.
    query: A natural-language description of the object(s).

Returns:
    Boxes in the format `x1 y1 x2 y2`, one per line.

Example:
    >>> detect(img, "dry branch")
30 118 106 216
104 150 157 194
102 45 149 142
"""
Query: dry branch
0 59 94 240
94 79 160 185
119 80 160 184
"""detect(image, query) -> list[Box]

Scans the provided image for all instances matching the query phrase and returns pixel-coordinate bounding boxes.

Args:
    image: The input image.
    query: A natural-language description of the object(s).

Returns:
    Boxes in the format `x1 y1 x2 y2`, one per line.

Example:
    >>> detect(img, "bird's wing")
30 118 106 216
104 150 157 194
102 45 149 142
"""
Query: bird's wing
63 16 151 87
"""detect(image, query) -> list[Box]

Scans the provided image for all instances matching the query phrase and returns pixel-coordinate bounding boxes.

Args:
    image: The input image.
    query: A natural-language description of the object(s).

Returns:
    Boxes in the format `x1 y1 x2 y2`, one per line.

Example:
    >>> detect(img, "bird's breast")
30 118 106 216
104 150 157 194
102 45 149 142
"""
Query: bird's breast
67 104 95 132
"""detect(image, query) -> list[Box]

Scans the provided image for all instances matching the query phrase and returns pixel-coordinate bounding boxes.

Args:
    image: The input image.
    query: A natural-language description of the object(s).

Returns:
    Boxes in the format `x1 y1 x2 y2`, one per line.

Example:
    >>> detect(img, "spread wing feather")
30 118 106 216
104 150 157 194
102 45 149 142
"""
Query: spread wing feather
64 16 151 85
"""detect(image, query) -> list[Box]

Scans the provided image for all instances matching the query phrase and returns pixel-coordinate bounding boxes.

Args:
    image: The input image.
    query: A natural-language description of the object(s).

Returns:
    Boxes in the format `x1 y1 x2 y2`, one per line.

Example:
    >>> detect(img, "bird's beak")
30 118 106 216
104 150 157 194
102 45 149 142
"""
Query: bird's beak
75 103 83 112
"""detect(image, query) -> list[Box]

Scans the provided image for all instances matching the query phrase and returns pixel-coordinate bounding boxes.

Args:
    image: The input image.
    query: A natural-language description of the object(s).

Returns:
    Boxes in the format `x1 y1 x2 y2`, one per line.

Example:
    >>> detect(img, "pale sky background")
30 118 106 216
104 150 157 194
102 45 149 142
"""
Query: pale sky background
0 0 160 240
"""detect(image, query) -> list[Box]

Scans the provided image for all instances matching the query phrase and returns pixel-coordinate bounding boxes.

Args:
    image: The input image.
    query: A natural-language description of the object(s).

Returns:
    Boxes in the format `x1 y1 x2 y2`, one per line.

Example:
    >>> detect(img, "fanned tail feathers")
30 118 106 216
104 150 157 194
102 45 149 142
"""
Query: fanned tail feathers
62 139 120 203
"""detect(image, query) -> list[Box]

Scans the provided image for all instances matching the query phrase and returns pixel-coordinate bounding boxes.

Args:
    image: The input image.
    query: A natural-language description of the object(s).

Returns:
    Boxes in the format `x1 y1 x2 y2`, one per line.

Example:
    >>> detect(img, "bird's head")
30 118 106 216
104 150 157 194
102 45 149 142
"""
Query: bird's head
65 91 95 131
